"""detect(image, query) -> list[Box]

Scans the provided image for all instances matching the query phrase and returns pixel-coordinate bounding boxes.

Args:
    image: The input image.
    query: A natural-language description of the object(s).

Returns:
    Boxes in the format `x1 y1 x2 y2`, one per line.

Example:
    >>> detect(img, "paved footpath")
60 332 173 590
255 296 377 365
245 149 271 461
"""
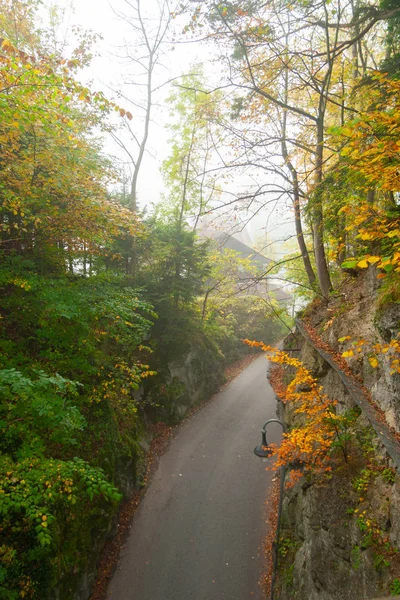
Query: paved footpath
107 354 281 600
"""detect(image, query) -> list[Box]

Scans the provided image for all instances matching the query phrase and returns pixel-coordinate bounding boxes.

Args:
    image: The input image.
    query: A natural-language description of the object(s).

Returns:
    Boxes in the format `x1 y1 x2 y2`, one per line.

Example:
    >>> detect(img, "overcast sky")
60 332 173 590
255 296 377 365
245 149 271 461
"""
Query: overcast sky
43 0 295 253
61 0 192 208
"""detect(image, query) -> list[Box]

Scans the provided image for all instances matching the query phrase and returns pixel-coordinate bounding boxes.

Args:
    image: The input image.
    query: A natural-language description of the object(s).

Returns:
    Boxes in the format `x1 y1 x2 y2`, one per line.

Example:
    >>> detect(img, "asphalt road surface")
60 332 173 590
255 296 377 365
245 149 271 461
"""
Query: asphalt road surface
107 354 281 600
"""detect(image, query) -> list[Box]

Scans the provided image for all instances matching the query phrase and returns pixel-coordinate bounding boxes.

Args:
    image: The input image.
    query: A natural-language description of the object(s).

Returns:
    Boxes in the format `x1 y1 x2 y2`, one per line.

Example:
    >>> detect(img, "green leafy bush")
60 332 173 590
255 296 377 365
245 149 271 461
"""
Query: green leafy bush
0 369 84 457
0 456 121 597
0 261 156 596
390 578 400 595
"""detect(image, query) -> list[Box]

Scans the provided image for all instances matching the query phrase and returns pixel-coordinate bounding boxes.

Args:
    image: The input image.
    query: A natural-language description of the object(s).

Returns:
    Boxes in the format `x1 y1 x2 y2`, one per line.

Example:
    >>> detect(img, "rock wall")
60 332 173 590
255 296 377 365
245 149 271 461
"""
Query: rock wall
276 272 400 599
168 344 225 416
143 335 226 423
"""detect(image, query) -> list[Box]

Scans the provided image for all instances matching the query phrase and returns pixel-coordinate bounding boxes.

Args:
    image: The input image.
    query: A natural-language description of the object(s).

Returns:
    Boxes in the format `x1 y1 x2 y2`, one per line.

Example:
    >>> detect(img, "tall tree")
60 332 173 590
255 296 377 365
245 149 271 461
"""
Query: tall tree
179 0 396 297
0 33 140 267
161 71 225 231
111 0 175 212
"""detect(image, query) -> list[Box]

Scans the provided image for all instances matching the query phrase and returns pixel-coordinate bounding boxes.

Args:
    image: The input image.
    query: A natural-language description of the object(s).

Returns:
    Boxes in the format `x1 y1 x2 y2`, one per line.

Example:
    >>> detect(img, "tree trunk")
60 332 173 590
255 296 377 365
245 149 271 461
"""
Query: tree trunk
293 181 317 289
281 55 316 290
314 118 332 299
201 289 210 322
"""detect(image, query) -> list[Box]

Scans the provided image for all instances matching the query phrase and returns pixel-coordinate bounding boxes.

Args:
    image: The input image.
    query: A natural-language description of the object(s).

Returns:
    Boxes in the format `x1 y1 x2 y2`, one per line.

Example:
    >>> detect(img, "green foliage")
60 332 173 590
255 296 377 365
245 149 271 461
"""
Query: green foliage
0 261 155 596
350 545 362 570
204 295 287 361
283 563 295 588
0 257 155 379
0 2 295 596
0 455 121 597
380 0 400 77
0 5 148 593
139 219 210 306
0 24 139 266
136 218 210 360
373 552 391 571
356 425 376 458
390 578 400 595
278 537 299 558
377 273 400 308
382 467 396 485
353 468 374 493
162 70 223 225
0 369 84 458
325 407 360 464
277 534 299 589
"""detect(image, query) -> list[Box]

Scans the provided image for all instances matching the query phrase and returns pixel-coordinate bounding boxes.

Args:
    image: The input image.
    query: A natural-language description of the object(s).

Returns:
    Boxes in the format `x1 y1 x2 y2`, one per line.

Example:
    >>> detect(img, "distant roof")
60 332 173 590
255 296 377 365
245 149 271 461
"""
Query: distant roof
215 233 272 267
266 282 292 303
197 227 292 304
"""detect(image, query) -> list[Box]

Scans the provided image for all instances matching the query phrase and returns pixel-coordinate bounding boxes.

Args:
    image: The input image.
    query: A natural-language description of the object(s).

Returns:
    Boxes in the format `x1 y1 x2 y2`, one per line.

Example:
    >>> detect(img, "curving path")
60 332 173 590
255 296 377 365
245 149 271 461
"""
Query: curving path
107 354 281 600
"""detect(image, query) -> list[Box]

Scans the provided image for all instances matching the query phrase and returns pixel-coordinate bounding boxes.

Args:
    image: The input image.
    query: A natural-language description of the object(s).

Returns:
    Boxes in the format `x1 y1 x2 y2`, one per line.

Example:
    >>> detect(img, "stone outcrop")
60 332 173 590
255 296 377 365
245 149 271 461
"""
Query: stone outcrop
276 272 400 599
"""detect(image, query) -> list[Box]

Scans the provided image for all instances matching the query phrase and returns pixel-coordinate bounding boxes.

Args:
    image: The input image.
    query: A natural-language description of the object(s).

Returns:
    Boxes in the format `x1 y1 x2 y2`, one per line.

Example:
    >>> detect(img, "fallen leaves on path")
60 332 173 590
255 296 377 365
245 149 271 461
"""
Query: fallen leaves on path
259 475 280 599
89 422 173 600
224 352 261 385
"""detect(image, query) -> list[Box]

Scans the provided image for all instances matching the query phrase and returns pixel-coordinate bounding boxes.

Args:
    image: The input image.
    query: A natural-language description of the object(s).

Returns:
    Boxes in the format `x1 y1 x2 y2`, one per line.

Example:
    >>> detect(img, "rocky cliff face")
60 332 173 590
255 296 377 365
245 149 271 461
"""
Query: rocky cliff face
276 271 400 599
142 335 227 423
168 343 225 417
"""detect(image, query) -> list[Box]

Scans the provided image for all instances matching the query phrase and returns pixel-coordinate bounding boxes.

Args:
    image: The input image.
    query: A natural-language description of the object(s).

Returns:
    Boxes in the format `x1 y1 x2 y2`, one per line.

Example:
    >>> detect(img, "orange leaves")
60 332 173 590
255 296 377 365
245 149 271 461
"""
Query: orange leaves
340 201 400 276
337 74 400 189
340 335 400 375
249 339 345 476
0 37 144 258
331 74 400 279
118 107 132 120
